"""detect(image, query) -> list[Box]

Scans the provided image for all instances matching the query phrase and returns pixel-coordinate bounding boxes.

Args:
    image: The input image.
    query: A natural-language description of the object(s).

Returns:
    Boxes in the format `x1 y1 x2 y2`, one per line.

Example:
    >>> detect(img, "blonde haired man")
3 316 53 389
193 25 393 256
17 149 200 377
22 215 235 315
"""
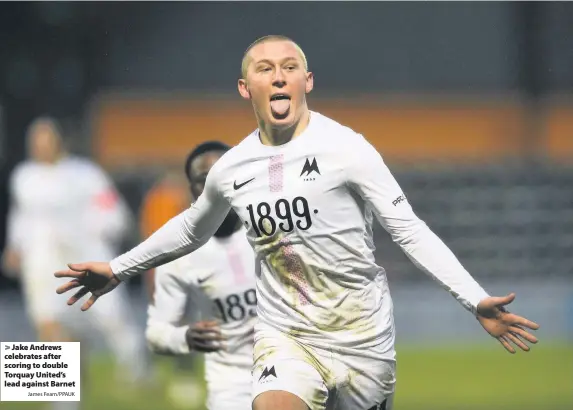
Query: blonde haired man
55 36 540 410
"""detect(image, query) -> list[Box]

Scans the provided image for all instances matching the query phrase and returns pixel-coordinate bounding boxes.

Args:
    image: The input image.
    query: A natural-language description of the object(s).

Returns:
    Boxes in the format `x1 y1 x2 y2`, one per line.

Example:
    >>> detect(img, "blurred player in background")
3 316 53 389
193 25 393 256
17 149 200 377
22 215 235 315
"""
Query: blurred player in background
55 35 540 410
146 141 257 410
2 117 149 408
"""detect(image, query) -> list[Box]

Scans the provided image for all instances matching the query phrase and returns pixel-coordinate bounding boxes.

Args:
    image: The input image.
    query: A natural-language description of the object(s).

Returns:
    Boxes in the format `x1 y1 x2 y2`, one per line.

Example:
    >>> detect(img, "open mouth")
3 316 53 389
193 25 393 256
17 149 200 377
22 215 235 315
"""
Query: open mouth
270 93 291 119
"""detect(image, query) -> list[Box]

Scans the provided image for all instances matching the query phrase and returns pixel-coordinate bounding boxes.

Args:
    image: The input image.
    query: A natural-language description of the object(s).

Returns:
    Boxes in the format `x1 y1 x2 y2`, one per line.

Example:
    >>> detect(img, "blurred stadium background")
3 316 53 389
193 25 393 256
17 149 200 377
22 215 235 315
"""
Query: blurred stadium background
0 2 571 410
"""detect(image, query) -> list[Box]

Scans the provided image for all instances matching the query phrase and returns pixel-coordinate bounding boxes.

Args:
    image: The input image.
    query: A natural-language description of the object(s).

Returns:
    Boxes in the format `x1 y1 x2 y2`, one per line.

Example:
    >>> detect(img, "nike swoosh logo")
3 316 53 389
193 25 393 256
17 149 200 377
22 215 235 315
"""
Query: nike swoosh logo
233 178 255 190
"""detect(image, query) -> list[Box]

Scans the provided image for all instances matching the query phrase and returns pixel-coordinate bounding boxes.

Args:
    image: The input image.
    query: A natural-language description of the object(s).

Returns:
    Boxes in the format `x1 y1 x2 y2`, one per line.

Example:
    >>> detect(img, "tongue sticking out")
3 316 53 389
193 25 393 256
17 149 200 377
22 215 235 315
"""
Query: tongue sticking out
270 99 290 117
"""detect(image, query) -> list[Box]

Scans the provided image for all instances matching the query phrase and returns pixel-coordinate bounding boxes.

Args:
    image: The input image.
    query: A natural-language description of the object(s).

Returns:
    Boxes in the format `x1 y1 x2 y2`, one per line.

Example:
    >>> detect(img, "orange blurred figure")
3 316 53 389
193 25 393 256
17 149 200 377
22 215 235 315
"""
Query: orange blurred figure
139 169 189 301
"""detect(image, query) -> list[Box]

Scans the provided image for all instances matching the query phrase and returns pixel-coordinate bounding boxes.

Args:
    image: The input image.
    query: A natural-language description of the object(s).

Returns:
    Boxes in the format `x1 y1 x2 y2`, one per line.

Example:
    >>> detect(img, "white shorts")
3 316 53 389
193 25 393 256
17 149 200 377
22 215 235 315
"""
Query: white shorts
205 362 252 410
207 384 252 410
252 328 396 410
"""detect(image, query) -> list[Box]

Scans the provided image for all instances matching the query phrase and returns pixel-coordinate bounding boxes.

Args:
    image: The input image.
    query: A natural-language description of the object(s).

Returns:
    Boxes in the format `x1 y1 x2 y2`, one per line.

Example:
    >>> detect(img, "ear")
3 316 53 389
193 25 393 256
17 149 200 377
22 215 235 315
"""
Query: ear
305 71 314 94
189 182 200 202
238 79 251 100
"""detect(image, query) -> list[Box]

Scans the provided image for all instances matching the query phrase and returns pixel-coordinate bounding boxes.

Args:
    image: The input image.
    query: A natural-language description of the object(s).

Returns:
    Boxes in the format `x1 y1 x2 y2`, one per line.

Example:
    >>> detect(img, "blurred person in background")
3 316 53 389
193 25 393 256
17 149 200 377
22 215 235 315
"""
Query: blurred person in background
146 141 257 410
55 35 540 410
2 116 150 408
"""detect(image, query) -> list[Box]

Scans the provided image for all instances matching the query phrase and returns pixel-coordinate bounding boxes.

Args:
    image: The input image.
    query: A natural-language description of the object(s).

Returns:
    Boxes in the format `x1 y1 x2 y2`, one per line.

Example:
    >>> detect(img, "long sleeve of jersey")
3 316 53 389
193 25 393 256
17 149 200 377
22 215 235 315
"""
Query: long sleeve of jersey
145 265 190 355
110 165 230 281
347 135 490 315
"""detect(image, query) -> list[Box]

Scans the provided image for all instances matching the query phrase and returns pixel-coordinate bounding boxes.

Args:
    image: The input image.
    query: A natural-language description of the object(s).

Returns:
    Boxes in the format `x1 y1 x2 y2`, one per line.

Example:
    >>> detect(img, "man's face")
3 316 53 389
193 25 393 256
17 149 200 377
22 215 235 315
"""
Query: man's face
238 40 313 130
28 122 62 163
189 151 224 199
189 149 240 237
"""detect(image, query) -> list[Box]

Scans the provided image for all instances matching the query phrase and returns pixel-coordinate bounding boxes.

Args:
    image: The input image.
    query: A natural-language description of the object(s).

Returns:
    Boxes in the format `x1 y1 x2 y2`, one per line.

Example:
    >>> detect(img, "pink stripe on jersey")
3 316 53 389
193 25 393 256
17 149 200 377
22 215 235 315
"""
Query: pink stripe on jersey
227 246 246 284
268 154 284 192
279 237 310 306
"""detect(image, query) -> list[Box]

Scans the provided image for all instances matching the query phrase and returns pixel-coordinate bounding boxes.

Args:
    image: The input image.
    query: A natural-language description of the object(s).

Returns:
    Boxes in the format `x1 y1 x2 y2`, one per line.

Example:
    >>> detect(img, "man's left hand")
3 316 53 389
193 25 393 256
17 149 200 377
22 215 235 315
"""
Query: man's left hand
477 293 540 354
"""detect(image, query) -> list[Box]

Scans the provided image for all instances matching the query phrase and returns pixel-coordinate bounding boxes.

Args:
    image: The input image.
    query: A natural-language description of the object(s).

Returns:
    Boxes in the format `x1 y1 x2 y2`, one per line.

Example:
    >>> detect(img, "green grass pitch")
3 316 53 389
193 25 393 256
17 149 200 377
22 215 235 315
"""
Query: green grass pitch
2 342 571 410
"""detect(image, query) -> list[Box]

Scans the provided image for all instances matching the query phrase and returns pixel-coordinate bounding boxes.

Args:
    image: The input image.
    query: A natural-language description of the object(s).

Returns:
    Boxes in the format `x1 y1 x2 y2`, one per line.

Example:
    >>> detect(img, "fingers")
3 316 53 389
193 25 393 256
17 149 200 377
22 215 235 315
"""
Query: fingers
193 320 222 329
67 287 90 306
193 343 223 353
514 317 540 331
192 334 226 351
190 328 226 342
54 261 117 312
497 335 516 354
81 294 99 312
489 293 516 307
192 321 224 335
78 281 117 311
509 325 538 344
190 335 226 353
56 280 83 295
54 269 84 279
499 328 537 354
504 312 540 331
505 332 530 352
188 320 226 352
67 263 91 272
54 262 95 278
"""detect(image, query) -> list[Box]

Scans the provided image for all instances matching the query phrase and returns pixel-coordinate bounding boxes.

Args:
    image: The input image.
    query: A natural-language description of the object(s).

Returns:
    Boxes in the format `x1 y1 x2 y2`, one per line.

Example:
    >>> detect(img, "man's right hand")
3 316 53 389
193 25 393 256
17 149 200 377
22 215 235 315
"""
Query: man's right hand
185 320 226 353
54 262 120 311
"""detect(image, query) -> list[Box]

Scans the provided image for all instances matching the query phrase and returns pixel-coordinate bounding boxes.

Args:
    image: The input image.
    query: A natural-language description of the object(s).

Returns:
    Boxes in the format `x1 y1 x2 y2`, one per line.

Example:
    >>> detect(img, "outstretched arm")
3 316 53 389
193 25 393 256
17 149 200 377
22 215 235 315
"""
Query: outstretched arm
109 185 230 280
346 135 489 314
346 135 539 352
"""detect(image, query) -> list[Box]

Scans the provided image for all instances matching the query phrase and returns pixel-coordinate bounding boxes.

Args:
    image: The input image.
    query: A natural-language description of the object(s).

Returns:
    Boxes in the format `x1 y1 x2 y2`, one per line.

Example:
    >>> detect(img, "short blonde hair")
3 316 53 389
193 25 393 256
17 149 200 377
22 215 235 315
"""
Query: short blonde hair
241 35 308 78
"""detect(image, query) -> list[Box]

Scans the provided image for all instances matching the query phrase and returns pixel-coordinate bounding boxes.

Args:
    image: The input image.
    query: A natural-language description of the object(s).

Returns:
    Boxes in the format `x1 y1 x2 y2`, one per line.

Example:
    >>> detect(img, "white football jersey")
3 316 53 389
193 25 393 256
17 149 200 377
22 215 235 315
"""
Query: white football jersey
8 155 130 276
112 111 489 360
146 227 257 378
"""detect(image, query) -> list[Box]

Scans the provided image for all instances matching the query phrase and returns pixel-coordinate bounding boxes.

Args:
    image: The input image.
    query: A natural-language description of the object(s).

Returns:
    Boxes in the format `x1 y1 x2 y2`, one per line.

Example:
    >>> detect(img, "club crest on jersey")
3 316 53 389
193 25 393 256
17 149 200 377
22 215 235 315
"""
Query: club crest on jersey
300 157 320 181
258 365 277 383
